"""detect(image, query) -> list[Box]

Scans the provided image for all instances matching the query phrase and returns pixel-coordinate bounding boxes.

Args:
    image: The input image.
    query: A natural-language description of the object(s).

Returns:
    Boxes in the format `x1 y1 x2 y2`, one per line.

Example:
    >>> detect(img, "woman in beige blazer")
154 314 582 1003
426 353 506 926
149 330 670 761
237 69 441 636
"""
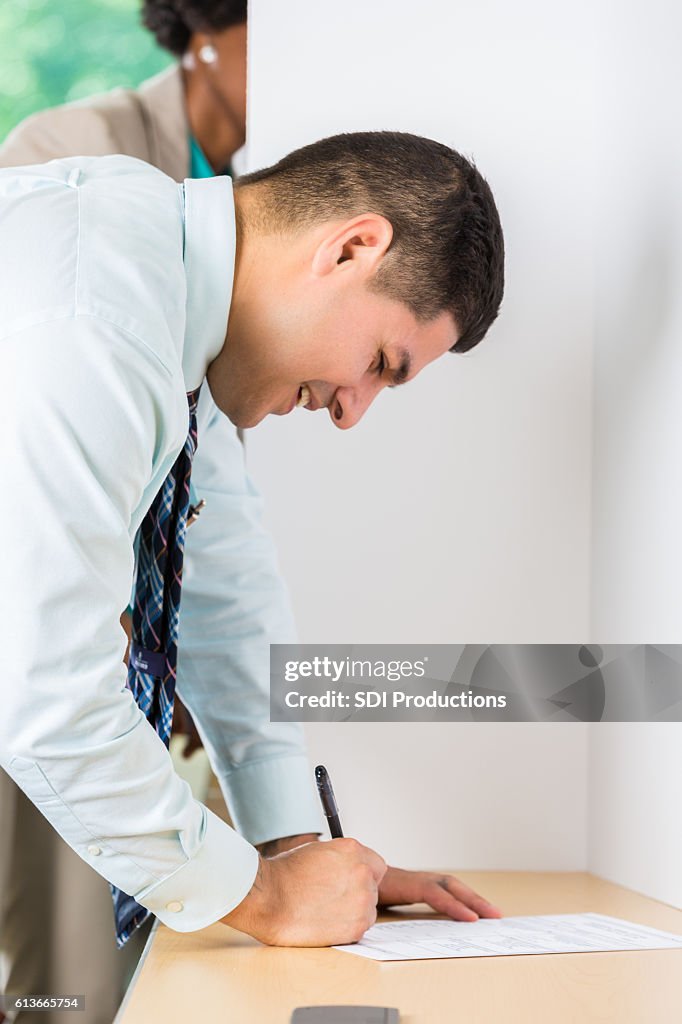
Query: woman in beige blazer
0 4 246 1023
0 0 247 181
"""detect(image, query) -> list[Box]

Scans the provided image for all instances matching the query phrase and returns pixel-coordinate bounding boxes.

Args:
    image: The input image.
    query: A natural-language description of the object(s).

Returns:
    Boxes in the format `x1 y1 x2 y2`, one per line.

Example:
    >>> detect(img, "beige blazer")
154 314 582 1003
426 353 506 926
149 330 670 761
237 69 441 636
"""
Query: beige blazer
0 65 189 182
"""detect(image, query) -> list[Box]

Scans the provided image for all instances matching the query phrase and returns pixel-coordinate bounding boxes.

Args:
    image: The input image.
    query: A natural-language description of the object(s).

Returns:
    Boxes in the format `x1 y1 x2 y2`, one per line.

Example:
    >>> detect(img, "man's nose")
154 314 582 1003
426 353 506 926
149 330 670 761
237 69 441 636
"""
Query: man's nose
329 377 384 430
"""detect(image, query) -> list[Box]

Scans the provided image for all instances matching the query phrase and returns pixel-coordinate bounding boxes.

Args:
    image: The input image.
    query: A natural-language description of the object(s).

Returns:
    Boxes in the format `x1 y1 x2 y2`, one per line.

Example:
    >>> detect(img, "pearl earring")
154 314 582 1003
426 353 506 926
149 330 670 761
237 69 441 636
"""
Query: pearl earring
198 43 218 65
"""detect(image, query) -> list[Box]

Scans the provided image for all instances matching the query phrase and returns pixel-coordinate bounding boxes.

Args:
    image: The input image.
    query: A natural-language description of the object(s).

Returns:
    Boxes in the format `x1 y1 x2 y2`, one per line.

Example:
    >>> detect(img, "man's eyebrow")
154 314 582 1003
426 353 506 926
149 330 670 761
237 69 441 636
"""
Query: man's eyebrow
389 349 412 387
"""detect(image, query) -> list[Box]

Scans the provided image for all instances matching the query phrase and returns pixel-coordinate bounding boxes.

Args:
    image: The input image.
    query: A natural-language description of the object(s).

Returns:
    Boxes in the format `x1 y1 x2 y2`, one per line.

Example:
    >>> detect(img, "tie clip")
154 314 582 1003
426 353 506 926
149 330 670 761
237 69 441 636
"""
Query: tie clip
187 498 206 527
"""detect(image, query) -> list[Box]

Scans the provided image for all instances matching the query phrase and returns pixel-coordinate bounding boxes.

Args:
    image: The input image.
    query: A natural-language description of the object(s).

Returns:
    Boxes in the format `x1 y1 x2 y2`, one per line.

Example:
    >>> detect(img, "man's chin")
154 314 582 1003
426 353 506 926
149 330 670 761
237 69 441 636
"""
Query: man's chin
229 409 265 429
234 400 299 427
210 385 288 428
212 394 265 429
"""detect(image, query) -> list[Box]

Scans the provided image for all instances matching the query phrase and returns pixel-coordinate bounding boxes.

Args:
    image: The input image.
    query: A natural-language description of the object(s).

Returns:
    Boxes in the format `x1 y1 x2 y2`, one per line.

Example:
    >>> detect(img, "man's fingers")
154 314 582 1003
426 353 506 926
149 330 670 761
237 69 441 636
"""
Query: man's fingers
329 837 387 885
422 880 478 921
379 866 427 905
375 867 503 920
360 846 388 884
431 877 502 919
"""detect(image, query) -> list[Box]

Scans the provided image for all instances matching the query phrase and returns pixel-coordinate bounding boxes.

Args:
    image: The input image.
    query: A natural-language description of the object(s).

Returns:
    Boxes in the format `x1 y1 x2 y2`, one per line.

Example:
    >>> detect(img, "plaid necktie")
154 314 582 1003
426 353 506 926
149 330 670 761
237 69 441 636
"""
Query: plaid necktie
110 385 202 948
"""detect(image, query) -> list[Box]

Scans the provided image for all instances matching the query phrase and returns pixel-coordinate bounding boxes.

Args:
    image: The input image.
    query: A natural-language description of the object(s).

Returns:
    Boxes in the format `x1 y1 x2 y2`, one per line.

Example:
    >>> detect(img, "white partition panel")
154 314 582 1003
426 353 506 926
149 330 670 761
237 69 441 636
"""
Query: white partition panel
303 723 588 871
587 1 682 908
244 0 593 871
588 725 682 909
591 0 682 641
245 1 680 891
246 0 594 645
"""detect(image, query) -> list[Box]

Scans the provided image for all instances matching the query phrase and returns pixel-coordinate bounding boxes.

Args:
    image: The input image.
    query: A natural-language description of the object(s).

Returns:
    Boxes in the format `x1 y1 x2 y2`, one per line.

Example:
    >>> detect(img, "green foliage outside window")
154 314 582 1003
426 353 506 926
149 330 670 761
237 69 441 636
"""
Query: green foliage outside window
0 0 172 142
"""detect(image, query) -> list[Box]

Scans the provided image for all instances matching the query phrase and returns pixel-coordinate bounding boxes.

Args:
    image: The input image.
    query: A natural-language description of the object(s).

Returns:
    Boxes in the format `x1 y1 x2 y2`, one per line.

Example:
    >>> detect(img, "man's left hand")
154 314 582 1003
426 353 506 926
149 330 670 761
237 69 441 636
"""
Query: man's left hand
378 866 502 921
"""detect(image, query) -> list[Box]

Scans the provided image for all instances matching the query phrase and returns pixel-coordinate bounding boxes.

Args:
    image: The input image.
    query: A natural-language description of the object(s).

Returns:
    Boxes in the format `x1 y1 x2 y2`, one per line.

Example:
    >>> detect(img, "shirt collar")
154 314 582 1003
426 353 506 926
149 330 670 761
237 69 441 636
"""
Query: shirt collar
180 175 235 390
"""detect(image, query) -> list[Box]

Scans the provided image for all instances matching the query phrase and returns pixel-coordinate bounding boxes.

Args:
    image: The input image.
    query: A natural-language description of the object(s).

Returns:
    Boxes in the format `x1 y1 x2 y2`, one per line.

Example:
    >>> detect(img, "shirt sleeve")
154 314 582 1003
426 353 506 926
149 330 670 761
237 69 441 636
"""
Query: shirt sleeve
176 385 325 846
0 317 259 933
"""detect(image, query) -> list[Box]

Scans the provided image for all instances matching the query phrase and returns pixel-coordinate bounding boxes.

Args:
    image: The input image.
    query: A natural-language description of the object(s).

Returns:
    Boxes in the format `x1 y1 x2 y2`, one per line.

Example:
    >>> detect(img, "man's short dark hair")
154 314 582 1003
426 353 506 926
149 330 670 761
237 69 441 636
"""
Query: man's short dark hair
142 0 247 56
237 131 504 353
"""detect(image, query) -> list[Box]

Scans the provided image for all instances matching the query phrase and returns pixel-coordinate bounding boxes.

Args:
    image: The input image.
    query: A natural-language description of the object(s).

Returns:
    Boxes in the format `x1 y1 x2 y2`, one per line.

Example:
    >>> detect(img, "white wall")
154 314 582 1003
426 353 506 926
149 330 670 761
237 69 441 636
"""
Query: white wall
591 0 682 642
303 723 588 871
247 1 679 889
586 1 682 907
246 0 593 871
246 0 594 644
588 726 682 909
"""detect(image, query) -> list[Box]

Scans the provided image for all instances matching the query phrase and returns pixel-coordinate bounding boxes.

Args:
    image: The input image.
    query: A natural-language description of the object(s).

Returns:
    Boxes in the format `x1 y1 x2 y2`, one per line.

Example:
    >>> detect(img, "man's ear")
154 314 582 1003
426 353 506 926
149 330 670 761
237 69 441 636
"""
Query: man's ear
311 213 393 278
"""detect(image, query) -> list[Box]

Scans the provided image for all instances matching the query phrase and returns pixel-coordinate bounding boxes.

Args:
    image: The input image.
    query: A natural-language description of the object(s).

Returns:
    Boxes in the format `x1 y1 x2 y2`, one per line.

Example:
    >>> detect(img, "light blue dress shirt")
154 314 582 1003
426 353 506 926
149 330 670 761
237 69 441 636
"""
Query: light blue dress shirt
0 155 323 933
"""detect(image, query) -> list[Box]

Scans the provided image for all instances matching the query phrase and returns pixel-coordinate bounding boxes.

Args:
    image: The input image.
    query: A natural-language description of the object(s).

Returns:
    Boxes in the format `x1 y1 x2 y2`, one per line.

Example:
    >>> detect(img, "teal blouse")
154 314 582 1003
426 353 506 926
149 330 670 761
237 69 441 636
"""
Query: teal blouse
189 135 215 179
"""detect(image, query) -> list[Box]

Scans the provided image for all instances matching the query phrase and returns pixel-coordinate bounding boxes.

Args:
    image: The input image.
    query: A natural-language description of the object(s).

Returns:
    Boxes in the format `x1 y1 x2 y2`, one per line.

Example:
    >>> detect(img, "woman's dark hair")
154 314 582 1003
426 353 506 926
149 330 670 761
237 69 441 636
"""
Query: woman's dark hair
142 1 247 56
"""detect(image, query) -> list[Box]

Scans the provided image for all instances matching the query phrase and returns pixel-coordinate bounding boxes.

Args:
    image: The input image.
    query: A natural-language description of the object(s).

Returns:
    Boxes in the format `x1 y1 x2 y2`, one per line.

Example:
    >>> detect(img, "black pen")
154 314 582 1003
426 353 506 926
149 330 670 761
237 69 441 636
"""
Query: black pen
315 764 344 838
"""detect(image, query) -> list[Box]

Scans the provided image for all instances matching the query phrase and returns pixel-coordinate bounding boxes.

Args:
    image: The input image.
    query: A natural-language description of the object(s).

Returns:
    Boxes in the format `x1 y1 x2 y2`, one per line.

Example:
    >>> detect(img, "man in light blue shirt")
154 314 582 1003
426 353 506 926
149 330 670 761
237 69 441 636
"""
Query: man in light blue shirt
0 130 505 948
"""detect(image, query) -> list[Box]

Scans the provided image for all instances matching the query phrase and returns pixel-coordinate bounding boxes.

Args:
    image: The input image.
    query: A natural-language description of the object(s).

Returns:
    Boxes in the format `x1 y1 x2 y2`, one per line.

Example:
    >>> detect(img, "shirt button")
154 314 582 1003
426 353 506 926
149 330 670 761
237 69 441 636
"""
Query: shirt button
166 900 184 913
87 845 102 856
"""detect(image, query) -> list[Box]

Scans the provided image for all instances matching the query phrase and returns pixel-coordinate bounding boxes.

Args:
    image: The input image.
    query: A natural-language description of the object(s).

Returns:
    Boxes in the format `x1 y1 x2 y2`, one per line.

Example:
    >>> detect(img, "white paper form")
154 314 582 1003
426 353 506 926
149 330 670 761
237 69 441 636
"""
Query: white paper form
334 913 682 961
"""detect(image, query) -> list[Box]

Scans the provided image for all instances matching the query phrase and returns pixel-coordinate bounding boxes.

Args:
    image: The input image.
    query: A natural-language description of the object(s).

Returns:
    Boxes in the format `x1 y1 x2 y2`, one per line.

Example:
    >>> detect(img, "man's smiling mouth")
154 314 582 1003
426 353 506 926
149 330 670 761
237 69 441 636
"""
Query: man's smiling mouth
296 384 312 409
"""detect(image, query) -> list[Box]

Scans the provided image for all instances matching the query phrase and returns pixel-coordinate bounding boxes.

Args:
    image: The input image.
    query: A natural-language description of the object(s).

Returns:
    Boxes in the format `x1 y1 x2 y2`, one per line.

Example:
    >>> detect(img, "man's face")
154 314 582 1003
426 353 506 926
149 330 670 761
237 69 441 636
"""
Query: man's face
207 212 458 429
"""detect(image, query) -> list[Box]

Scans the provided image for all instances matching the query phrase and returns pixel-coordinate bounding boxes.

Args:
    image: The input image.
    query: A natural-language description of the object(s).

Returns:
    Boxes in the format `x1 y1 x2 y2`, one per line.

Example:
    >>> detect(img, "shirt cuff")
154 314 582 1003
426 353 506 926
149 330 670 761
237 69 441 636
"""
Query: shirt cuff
217 755 325 846
135 806 259 932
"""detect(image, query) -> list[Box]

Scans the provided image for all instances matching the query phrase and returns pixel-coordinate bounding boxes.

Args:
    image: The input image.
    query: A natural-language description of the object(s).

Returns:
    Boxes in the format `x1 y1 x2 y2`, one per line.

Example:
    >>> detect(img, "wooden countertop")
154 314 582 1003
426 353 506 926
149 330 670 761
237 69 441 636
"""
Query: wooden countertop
117 872 682 1023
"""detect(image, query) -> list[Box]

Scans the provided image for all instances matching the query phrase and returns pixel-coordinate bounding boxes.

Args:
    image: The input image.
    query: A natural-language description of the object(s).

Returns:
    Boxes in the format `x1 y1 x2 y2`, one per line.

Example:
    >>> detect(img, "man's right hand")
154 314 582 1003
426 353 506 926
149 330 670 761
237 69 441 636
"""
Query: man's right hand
220 838 387 946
